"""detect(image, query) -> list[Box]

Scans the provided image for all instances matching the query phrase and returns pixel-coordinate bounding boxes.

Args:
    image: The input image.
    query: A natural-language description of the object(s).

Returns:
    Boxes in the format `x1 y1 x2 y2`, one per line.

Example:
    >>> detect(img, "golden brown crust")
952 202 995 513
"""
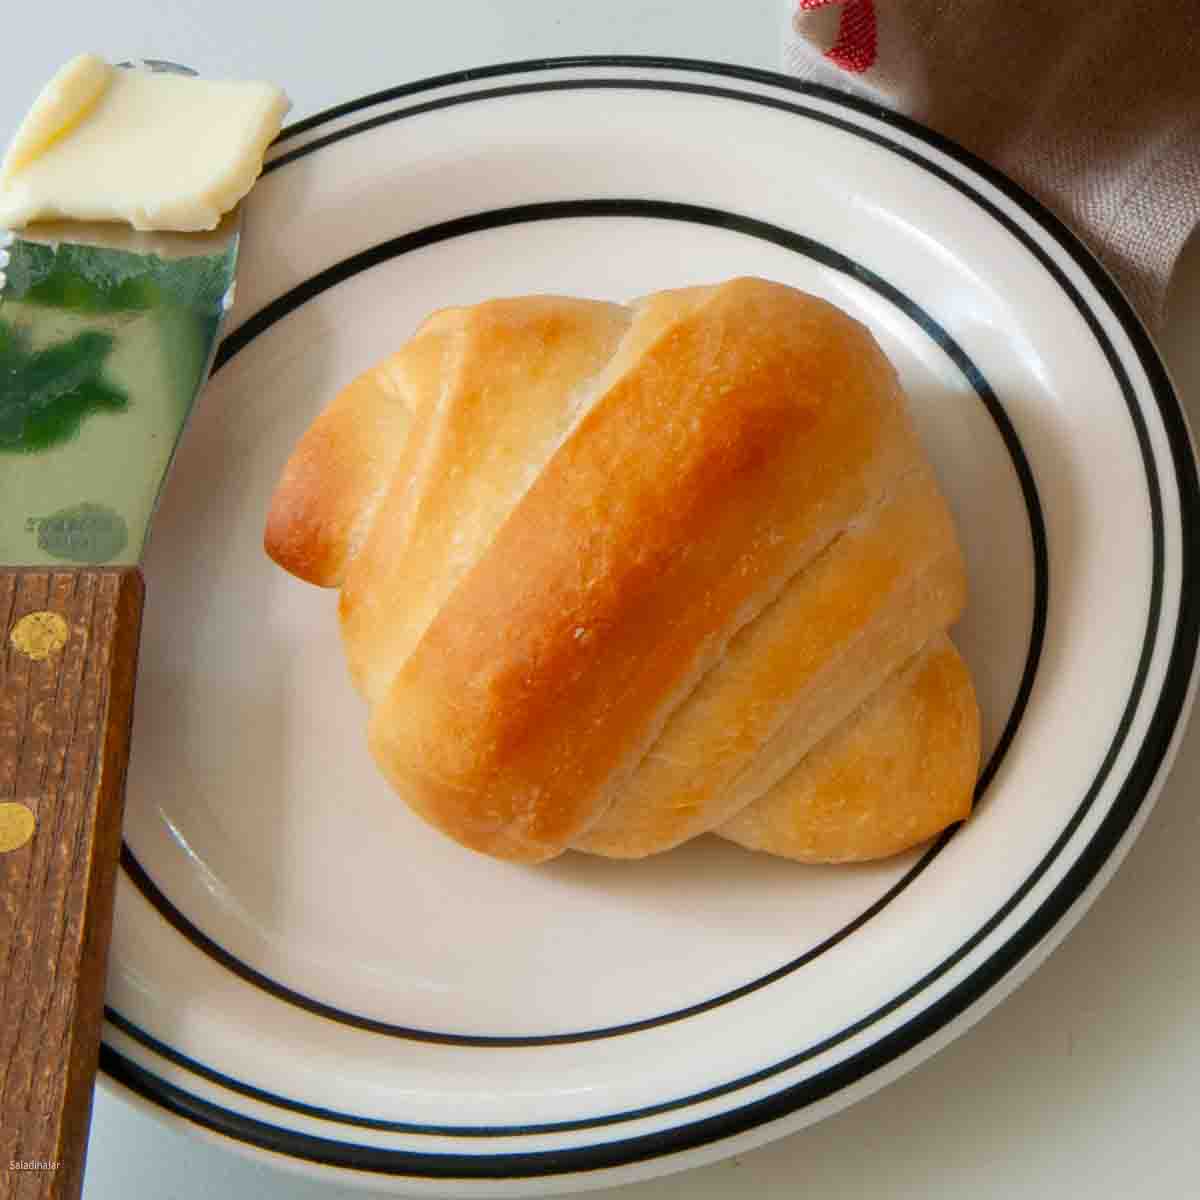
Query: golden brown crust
337 297 630 701
574 467 967 858
263 313 450 586
264 278 980 864
367 279 917 861
717 634 980 862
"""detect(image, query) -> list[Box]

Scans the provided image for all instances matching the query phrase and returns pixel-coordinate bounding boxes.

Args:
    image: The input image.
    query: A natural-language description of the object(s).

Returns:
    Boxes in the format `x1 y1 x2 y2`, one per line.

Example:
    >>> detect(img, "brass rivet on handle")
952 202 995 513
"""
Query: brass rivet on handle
0 802 36 853
9 611 69 661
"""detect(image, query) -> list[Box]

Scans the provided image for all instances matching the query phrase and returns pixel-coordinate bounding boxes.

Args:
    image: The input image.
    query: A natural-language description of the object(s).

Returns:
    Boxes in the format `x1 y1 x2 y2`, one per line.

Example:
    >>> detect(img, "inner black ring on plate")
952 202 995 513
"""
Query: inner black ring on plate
118 198 1047 1051
98 60 1196 1176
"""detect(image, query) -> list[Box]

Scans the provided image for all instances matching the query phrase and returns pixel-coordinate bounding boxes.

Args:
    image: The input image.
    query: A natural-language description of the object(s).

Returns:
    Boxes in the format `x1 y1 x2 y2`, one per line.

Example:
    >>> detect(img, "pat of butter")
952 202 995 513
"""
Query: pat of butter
0 54 290 232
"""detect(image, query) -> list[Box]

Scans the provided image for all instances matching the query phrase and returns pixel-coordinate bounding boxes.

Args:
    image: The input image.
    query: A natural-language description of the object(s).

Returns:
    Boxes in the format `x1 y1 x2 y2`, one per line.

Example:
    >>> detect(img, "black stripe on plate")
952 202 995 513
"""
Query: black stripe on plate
103 60 1198 1177
265 54 899 149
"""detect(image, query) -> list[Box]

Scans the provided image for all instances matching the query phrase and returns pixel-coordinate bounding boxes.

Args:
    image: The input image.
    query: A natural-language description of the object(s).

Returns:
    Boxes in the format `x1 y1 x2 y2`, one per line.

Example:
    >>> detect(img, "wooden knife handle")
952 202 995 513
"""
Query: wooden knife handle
0 568 145 1200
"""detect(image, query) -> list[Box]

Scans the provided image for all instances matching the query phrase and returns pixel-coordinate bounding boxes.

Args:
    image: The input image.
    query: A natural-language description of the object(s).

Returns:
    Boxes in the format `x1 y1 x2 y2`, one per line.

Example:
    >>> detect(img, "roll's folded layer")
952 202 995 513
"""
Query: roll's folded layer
719 634 979 863
575 468 968 858
265 278 980 864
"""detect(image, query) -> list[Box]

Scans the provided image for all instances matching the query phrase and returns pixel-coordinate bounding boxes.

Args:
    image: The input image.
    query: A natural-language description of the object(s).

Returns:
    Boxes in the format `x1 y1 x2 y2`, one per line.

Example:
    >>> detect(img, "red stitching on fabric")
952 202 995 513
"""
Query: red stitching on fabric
797 0 878 73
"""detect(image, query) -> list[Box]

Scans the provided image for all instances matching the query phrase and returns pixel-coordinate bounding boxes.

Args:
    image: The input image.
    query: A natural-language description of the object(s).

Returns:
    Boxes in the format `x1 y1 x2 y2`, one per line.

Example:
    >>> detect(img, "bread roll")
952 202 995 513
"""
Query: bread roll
265 278 979 864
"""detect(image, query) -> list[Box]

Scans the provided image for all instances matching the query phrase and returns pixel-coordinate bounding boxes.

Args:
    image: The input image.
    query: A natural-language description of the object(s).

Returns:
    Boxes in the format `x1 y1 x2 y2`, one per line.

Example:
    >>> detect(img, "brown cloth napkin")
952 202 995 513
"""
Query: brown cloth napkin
783 0 1200 332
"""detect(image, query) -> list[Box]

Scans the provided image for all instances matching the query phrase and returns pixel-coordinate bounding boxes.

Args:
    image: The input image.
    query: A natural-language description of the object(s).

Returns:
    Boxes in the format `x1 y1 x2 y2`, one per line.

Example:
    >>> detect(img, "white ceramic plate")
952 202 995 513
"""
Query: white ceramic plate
101 58 1200 1195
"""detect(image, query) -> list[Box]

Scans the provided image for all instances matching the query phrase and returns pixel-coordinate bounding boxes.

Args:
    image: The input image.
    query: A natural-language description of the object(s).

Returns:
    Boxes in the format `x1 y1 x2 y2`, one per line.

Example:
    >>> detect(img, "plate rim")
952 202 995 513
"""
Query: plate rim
101 54 1200 1188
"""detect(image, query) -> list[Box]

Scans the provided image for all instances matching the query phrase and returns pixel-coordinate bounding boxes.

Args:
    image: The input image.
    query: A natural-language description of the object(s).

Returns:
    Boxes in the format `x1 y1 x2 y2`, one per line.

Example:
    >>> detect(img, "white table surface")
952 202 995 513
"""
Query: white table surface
4 3 1199 1197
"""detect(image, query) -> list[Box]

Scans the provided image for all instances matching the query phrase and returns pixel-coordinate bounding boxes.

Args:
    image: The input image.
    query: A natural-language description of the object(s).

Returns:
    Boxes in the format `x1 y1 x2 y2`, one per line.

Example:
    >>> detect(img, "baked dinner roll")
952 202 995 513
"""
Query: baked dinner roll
265 278 979 863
